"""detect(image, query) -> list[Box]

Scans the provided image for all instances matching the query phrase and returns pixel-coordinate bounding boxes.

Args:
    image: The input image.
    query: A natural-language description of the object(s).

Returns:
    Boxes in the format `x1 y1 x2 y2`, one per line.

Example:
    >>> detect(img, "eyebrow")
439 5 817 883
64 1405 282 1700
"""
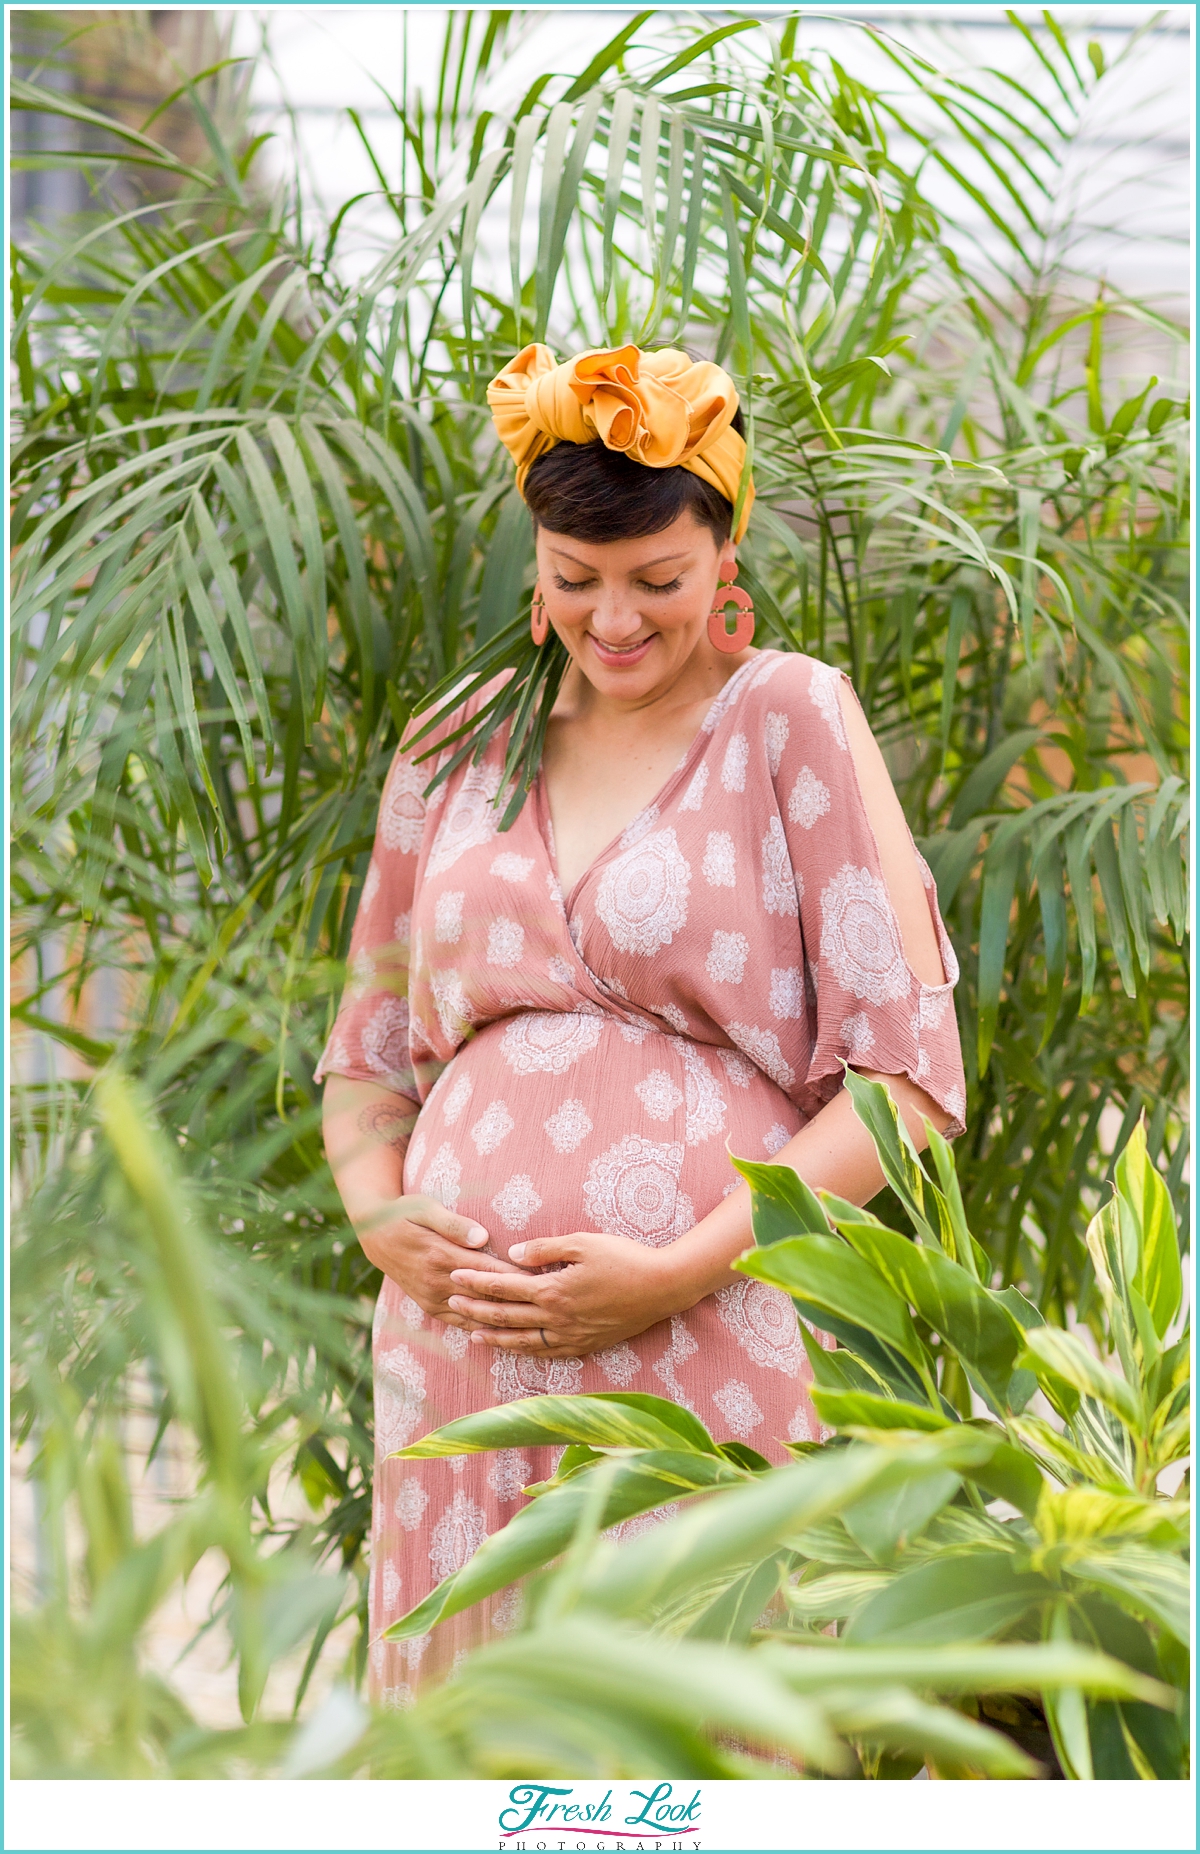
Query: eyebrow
548 546 692 570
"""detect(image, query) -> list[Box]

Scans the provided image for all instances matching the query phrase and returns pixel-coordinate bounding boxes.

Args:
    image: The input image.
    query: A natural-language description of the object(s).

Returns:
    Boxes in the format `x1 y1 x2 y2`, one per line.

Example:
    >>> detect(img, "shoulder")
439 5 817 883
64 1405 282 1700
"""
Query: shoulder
722 649 853 757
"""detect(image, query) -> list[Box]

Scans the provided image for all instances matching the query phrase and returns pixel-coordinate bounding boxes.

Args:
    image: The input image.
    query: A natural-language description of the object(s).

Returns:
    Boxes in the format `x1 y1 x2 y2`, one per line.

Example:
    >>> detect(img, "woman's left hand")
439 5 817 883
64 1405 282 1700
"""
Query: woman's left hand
446 1231 682 1357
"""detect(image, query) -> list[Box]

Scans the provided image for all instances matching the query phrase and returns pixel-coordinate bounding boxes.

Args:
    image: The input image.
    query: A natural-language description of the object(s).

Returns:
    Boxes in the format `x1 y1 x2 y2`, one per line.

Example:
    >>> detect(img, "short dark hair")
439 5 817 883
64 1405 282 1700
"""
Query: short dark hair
523 406 744 549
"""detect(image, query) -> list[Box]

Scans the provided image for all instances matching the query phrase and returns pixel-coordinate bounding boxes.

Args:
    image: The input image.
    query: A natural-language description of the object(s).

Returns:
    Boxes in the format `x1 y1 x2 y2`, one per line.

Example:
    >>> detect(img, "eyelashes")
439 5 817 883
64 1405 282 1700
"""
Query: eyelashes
552 573 684 595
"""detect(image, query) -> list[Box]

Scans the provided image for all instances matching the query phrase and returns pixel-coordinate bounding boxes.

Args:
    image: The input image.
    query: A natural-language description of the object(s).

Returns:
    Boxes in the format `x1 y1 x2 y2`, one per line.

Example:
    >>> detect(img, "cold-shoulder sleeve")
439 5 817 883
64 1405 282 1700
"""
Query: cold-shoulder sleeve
313 743 430 1104
772 656 967 1136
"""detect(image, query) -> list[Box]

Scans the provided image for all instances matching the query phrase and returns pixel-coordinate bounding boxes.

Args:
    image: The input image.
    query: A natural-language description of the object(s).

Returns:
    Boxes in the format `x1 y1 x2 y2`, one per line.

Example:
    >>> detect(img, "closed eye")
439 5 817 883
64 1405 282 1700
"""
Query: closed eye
553 573 595 591
637 576 683 594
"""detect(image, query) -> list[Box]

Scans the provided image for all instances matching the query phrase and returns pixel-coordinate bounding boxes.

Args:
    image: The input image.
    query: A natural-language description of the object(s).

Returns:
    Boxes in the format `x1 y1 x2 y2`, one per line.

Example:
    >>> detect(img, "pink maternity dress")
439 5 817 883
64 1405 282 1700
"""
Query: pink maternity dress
315 648 967 1705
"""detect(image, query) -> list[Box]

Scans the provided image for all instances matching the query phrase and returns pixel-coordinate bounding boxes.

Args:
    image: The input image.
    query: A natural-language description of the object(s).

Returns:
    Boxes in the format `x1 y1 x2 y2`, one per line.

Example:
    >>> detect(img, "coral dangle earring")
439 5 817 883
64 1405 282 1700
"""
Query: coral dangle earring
707 578 755 653
530 580 550 646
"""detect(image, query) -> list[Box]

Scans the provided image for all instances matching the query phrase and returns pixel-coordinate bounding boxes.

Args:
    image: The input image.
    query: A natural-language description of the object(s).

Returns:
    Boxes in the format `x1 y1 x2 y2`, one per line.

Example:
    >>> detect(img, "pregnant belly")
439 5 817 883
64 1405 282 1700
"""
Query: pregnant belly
401 1009 801 1260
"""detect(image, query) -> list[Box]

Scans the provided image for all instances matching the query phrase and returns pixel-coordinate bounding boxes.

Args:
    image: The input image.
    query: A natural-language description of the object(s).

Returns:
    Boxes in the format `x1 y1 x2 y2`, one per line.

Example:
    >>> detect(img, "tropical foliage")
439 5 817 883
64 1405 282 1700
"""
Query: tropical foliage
10 8 1188 1769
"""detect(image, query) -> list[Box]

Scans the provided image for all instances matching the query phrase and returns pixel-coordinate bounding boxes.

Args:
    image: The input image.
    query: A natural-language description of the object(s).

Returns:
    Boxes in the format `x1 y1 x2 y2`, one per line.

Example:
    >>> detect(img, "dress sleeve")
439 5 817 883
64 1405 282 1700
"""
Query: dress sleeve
775 658 967 1136
312 742 429 1105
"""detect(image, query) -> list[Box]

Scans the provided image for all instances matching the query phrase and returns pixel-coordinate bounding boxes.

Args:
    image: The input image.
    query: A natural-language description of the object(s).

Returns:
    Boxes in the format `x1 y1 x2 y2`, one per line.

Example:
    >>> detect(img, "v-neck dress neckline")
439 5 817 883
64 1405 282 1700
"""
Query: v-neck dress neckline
534 649 771 916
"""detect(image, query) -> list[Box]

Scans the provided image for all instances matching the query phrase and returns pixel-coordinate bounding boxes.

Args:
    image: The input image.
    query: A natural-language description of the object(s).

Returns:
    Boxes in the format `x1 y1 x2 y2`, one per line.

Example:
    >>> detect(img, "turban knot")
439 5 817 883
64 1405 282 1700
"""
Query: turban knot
487 343 753 540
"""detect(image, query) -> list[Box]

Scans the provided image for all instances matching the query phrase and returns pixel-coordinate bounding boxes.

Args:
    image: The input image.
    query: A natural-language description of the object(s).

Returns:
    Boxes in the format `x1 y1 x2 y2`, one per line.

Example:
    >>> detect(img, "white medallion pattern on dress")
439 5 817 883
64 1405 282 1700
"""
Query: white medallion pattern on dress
427 761 504 875
375 1344 427 1453
787 1402 814 1443
764 711 790 776
653 1314 700 1409
761 815 800 917
712 1377 765 1437
362 996 411 1083
620 804 660 847
596 1341 642 1387
724 1022 796 1090
840 1012 875 1059
547 954 575 986
679 760 709 812
618 1017 651 1044
680 1044 728 1146
382 1561 401 1611
398 1294 425 1330
490 851 535 883
491 1173 543 1230
809 661 848 749
434 890 464 943
788 764 832 829
715 1278 803 1376
379 757 427 854
701 830 737 888
428 1489 489 1579
501 1009 603 1074
490 1585 524 1633
659 1002 690 1035
819 863 910 1005
596 829 691 957
946 1086 966 1124
543 1097 593 1153
491 1353 583 1402
706 929 749 984
470 1098 514 1156
769 966 804 1019
405 1128 427 1179
441 1324 469 1361
442 1071 474 1124
361 862 381 914
718 1047 756 1089
635 1069 684 1121
394 1476 429 1529
347 949 375 999
431 971 475 1044
486 1450 532 1501
609 1503 680 1543
486 916 524 967
420 1142 462 1210
763 1123 791 1156
721 732 749 793
583 1136 694 1247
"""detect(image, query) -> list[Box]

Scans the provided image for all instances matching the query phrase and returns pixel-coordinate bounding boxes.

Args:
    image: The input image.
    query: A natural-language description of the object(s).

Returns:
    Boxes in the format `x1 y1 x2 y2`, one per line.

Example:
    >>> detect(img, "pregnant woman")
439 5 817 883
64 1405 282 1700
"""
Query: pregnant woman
319 343 966 1706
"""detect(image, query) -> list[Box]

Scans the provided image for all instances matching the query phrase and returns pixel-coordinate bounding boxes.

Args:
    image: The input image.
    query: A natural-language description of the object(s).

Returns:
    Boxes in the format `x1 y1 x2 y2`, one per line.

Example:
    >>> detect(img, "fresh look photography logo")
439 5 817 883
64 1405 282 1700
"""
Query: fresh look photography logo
498 1782 703 1849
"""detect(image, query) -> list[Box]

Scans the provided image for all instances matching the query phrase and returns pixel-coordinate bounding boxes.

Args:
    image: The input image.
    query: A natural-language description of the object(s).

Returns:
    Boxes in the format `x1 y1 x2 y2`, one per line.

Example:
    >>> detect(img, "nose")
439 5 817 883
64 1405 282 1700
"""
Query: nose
588 589 649 642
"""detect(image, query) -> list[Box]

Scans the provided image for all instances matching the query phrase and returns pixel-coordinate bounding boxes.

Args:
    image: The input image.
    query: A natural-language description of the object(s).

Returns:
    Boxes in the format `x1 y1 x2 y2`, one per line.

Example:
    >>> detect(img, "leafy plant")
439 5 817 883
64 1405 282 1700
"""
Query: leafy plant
381 1074 1188 1779
11 7 1189 1742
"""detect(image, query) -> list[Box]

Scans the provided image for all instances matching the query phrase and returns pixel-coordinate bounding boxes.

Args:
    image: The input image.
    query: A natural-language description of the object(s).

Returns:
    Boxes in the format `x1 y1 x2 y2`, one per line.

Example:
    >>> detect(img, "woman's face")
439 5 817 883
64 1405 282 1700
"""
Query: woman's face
534 509 741 705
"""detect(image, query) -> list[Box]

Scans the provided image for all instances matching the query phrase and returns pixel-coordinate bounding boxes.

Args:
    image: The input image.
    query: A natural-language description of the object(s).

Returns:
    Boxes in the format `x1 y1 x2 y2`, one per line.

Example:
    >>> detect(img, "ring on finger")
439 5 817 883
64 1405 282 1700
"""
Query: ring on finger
540 1327 550 1350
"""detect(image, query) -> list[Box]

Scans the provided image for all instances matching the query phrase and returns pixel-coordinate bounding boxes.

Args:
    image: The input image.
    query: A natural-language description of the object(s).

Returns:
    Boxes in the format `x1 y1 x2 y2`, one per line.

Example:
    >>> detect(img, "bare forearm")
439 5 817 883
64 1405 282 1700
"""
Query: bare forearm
654 1070 949 1312
322 1074 419 1229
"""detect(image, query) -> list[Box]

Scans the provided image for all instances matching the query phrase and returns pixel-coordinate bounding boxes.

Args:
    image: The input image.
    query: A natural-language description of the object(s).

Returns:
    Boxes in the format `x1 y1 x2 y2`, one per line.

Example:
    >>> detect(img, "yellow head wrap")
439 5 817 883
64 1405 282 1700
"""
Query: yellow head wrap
487 343 754 542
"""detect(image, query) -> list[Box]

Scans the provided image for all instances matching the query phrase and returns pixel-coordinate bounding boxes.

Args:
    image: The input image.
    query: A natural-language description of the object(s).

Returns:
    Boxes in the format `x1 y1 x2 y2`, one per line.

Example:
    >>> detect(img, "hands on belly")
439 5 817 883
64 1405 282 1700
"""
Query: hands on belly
447 1229 682 1358
355 1193 534 1328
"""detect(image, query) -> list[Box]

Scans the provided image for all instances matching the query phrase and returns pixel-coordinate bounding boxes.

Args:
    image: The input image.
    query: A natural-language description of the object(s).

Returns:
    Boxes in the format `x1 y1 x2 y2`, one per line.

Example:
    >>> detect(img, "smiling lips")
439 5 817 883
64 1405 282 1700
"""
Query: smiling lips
589 632 655 667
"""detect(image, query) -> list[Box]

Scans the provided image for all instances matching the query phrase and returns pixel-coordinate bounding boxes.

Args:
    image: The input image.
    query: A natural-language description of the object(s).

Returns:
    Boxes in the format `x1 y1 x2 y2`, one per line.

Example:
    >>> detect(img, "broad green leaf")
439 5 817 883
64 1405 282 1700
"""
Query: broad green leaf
1020 1329 1141 1432
736 1236 928 1374
729 1151 830 1243
1069 1548 1191 1644
781 1570 892 1625
391 1391 717 1458
577 1442 901 1620
841 1070 940 1246
1118 1122 1183 1339
826 1215 1024 1404
842 1464 963 1564
382 1449 742 1641
845 1550 1051 1645
761 1639 1172 1706
810 1391 951 1434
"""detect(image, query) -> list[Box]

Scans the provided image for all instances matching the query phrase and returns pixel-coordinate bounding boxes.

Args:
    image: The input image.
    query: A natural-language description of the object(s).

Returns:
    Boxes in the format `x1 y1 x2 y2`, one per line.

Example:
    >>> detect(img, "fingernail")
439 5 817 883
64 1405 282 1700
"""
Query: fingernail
508 1243 526 1261
470 1331 486 1345
447 1296 463 1310
466 1225 488 1245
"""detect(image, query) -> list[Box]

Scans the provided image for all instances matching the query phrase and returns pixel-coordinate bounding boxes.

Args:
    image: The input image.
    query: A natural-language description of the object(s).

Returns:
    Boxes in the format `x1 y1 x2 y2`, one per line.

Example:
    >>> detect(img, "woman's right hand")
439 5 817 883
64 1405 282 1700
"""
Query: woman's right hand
353 1195 530 1327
